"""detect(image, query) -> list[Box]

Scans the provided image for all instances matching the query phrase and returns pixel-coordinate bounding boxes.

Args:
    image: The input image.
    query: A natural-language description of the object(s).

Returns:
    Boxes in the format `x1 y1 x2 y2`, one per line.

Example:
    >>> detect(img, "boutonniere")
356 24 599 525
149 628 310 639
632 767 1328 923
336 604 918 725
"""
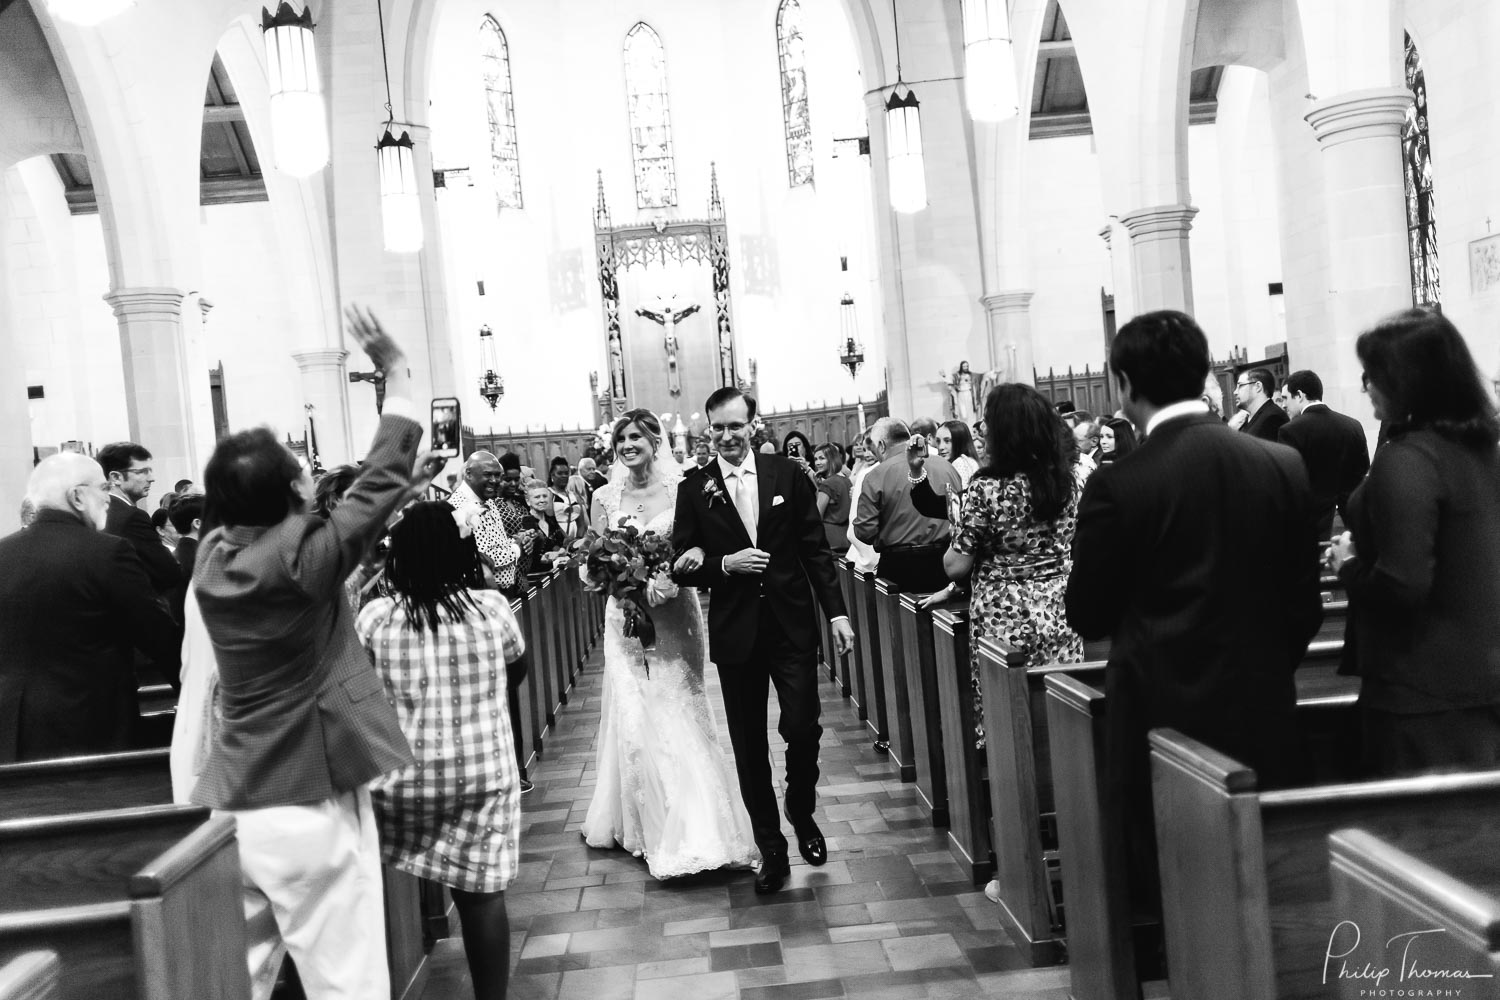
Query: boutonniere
701 477 727 508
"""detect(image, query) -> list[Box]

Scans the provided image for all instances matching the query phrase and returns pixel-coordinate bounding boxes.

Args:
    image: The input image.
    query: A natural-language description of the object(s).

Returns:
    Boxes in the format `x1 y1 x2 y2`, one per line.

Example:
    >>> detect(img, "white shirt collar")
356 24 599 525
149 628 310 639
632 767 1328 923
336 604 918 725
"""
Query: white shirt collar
1145 399 1210 436
717 455 755 479
1303 401 1328 411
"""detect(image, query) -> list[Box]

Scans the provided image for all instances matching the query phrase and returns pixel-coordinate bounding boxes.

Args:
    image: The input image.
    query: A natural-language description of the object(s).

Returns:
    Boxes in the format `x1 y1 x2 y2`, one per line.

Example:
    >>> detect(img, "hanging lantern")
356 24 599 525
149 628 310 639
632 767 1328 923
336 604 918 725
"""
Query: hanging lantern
885 88 926 213
961 0 1020 122
477 324 505 409
262 2 329 177
377 127 423 253
838 294 865 378
46 0 134 25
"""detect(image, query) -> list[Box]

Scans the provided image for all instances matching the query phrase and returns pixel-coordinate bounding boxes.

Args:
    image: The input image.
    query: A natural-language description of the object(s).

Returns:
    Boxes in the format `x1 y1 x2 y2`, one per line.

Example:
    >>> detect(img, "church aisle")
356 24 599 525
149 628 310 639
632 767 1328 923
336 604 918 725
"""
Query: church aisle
419 638 1070 1000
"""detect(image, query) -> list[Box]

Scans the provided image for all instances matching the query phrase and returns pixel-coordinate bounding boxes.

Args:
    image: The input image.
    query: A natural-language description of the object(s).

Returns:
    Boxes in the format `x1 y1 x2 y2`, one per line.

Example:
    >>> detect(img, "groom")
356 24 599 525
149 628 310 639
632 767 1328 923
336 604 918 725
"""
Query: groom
672 387 856 893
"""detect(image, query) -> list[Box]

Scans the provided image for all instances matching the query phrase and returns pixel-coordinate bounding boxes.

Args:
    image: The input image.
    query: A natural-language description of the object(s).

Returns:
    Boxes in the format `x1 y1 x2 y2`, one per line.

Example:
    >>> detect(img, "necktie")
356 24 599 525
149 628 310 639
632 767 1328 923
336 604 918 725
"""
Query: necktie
730 470 757 545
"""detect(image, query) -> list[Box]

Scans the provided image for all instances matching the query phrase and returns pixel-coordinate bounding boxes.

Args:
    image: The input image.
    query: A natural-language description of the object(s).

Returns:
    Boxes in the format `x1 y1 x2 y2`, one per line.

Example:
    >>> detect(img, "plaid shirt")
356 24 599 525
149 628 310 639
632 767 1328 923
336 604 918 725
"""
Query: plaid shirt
357 589 525 892
448 483 521 590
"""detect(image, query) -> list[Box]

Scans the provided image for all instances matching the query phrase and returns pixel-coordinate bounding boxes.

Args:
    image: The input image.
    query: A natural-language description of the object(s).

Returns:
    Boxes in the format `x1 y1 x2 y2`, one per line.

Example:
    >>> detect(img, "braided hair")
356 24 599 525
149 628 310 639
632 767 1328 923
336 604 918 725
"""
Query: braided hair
383 501 486 633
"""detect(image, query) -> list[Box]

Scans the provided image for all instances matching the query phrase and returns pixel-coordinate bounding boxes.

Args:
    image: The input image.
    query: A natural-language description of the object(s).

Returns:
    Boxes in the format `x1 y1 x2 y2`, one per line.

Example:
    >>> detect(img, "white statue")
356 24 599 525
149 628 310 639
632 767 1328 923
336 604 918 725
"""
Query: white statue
939 360 982 425
636 294 701 396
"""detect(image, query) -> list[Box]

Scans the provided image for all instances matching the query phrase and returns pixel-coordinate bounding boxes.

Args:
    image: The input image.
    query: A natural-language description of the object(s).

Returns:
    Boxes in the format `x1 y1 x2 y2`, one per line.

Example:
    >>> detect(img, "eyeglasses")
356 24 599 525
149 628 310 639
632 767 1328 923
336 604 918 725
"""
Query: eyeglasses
125 466 153 477
1234 381 1254 390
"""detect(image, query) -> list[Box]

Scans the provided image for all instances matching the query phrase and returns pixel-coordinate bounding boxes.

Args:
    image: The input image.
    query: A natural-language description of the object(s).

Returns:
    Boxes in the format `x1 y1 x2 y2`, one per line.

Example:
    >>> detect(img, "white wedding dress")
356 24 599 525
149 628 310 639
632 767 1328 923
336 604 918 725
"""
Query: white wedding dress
580 480 761 879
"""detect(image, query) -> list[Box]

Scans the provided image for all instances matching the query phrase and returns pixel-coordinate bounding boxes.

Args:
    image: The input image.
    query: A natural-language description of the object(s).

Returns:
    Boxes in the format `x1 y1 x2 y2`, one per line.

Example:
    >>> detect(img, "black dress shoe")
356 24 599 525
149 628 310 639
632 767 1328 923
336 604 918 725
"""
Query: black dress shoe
786 811 828 867
754 852 790 894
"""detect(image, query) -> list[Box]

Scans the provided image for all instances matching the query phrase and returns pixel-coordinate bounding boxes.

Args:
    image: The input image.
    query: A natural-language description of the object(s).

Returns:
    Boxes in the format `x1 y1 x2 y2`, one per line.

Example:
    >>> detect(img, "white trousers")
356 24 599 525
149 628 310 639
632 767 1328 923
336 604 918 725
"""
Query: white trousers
232 788 390 1000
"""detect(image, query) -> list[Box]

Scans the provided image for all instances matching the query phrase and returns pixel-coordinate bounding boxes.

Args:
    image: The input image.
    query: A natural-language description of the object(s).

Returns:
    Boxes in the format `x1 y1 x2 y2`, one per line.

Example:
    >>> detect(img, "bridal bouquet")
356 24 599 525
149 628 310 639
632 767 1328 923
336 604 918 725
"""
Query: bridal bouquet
569 520 677 653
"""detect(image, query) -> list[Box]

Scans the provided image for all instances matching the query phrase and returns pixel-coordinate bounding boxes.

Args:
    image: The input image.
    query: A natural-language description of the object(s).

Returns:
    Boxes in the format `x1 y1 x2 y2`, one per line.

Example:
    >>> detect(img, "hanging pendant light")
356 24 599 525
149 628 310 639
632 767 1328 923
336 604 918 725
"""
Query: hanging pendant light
262 3 328 177
377 127 423 253
884 0 926 213
46 0 134 26
375 0 423 252
961 0 1020 122
885 88 926 213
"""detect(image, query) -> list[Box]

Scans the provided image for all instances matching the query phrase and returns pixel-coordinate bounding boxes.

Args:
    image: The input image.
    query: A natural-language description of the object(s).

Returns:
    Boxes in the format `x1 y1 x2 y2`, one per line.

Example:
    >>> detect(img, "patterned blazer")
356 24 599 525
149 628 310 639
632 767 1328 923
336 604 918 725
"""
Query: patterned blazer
192 413 421 810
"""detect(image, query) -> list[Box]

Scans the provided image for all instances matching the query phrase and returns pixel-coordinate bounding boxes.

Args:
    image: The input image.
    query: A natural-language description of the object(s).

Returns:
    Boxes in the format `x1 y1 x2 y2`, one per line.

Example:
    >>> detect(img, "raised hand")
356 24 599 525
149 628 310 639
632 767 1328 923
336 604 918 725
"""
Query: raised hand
344 305 407 375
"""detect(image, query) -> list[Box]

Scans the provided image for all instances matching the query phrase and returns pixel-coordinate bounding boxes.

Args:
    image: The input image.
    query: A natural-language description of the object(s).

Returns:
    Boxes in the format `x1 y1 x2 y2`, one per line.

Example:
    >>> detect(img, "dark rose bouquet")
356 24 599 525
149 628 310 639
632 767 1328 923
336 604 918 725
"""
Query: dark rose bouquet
569 519 677 657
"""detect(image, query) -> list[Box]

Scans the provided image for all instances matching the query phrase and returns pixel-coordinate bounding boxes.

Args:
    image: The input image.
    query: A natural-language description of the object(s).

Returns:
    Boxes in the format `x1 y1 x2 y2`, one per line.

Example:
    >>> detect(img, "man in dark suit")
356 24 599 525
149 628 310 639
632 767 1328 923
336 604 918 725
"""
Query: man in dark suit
194 306 440 999
1232 367 1290 441
0 454 182 762
99 441 182 596
1065 310 1323 919
1277 369 1371 538
672 387 854 894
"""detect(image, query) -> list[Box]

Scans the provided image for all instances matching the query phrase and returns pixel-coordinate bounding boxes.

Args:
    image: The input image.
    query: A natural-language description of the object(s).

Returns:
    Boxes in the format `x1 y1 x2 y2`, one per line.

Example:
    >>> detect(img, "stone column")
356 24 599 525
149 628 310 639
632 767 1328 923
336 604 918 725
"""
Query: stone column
104 287 201 487
980 290 1036 386
292 348 354 468
1118 204 1198 315
1303 87 1413 413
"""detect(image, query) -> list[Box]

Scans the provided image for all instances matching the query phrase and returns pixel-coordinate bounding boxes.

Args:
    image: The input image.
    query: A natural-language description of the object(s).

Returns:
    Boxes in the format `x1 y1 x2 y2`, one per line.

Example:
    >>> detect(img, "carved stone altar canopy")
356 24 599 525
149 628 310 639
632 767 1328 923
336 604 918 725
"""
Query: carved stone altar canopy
594 165 739 417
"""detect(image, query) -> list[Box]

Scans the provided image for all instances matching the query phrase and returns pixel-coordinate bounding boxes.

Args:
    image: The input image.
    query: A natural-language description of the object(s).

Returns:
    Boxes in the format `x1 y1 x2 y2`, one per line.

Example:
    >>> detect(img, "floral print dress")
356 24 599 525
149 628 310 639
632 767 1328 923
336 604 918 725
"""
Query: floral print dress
953 469 1087 747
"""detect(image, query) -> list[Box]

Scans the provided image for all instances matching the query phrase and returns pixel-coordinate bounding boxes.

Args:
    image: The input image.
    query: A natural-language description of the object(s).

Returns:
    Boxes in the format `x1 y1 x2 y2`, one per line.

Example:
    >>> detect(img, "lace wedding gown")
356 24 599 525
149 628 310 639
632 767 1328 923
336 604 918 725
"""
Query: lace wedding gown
580 481 761 879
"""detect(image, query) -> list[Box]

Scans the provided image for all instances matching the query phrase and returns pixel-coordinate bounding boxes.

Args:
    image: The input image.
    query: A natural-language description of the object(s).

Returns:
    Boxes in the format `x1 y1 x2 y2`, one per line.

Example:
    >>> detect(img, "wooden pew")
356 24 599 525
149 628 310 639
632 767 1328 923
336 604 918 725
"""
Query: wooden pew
874 578 916 779
932 608 990 883
511 595 543 768
135 683 177 749
1327 829 1500 998
1150 732 1500 1000
0 747 438 1000
0 951 58 1000
851 570 889 748
0 749 171 819
1043 653 1362 999
0 810 251 1000
899 593 963 827
520 582 557 730
978 639 1354 968
837 560 864 706
833 558 855 698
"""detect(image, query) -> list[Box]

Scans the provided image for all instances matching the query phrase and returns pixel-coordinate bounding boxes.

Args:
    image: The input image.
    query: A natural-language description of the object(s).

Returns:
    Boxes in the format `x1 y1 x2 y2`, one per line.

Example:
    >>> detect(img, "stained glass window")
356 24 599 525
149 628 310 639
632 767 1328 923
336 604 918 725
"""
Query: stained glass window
624 23 677 209
1402 32 1439 306
480 16 522 210
777 0 814 187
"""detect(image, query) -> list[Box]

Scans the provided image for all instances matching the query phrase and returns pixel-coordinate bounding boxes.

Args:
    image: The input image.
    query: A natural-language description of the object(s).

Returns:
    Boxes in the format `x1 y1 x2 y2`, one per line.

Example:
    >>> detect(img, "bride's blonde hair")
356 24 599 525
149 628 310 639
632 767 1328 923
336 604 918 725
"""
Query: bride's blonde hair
609 409 683 489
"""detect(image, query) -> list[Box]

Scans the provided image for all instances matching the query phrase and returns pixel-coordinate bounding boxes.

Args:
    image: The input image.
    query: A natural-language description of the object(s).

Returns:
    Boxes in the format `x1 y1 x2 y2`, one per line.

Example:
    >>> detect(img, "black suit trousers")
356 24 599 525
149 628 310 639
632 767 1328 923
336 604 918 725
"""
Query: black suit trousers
716 610 822 856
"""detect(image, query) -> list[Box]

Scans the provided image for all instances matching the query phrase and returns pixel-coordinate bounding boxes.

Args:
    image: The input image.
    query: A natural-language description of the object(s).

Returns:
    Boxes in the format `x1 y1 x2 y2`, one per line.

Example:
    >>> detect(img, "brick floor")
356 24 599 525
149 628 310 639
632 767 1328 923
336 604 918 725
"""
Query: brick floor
419 611 1069 1000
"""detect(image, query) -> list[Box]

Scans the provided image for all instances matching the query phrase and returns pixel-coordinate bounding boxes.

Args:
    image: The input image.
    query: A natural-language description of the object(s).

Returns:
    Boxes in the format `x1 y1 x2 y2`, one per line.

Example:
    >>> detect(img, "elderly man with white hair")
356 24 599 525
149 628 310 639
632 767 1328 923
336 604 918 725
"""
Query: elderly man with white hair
0 453 182 762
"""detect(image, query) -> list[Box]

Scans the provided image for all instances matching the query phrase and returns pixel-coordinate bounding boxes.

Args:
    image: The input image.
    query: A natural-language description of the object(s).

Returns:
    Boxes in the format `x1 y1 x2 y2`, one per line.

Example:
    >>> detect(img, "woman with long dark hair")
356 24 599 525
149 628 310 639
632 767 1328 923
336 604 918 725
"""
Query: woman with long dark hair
1329 308 1500 776
1097 417 1138 465
935 419 980 486
813 442 851 553
919 385 1085 732
356 502 526 1000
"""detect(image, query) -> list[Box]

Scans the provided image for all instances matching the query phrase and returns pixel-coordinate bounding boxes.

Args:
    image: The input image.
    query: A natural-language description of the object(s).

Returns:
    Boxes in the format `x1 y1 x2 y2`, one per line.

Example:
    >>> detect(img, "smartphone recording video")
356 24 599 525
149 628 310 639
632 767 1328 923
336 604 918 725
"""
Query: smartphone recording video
431 397 460 458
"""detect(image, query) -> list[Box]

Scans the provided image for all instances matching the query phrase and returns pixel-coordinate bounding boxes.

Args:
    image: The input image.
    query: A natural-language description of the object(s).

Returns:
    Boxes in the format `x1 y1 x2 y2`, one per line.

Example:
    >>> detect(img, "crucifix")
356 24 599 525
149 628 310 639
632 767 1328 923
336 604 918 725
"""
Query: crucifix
635 295 701 396
348 368 386 415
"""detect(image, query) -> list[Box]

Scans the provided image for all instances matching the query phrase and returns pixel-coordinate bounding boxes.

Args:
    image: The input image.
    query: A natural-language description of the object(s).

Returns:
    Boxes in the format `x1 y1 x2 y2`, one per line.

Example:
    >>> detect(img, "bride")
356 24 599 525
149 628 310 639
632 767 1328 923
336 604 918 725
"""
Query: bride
580 408 760 878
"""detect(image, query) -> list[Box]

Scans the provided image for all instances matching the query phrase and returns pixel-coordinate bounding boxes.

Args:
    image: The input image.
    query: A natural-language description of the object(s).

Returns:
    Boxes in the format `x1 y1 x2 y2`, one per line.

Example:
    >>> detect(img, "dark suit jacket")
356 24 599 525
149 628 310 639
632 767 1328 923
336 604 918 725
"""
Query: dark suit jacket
0 511 183 762
672 455 846 664
1239 400 1290 442
1338 430 1500 715
192 413 421 809
104 494 182 595
1277 404 1371 537
1066 413 1323 784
